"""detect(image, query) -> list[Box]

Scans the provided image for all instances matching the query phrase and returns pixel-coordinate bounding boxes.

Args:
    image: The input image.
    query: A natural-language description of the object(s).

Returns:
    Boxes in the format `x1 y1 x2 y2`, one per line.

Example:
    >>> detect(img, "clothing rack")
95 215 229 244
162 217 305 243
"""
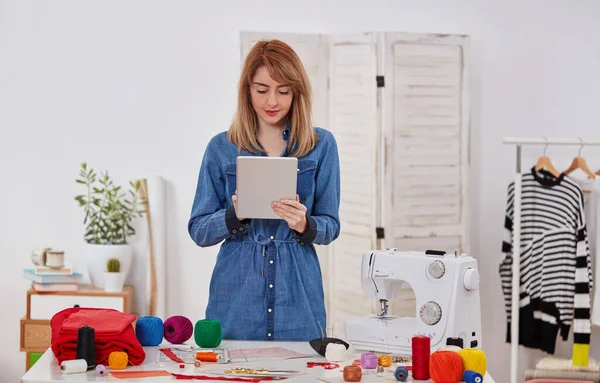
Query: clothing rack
502 137 600 383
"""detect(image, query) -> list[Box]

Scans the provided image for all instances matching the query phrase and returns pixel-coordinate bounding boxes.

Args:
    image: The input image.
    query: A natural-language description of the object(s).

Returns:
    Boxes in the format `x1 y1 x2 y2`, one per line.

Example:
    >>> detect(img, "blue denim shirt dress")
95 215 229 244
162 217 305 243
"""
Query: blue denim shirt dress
188 126 341 341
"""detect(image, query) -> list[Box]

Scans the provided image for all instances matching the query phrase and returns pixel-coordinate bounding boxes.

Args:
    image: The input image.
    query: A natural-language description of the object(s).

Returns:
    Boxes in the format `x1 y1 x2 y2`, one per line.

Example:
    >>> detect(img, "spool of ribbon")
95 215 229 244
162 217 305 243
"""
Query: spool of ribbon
60 359 87 374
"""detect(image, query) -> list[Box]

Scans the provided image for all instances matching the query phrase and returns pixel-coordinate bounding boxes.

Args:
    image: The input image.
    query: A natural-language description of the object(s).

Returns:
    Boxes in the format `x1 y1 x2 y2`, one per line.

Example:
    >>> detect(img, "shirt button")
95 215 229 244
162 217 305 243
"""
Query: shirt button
269 260 274 264
270 236 274 240
268 308 272 312
232 230 237 234
269 284 273 288
267 333 272 337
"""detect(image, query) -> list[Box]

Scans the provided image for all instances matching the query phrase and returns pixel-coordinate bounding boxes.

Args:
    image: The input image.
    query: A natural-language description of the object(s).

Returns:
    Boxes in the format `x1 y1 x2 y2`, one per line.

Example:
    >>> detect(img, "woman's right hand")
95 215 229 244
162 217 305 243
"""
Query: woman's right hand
232 191 245 221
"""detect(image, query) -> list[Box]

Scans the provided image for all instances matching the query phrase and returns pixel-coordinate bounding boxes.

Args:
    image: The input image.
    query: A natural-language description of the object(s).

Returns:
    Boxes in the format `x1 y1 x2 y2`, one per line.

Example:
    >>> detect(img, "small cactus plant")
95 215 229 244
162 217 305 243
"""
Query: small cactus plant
107 258 121 273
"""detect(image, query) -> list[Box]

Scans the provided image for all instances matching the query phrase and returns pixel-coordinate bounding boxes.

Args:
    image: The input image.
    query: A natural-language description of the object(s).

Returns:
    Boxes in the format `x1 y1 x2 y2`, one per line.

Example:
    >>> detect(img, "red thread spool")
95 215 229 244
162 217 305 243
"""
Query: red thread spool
412 335 431 379
429 351 463 383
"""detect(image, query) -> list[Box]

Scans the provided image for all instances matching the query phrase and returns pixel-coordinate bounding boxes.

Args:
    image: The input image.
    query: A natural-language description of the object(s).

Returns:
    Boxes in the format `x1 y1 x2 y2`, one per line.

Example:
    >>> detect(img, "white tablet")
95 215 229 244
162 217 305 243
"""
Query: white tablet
236 156 298 220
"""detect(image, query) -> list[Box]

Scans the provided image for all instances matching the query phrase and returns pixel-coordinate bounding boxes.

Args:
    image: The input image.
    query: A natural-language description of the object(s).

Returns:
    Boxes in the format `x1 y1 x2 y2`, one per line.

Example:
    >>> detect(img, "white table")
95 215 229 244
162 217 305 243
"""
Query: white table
21 340 495 382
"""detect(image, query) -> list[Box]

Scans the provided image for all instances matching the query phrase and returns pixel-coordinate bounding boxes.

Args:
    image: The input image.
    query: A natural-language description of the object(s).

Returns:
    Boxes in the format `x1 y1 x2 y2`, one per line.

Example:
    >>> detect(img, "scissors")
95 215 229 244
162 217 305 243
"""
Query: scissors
224 367 299 377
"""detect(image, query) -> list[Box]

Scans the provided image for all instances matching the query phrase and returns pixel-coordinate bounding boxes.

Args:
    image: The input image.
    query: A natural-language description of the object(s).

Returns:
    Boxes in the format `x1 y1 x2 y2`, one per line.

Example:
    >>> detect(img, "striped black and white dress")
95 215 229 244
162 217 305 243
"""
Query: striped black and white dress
499 167 592 364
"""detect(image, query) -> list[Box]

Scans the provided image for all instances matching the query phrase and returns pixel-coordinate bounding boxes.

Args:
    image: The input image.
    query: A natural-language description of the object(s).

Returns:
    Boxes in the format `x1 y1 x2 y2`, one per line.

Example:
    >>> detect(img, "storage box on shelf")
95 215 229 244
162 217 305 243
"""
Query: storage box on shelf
20 284 134 371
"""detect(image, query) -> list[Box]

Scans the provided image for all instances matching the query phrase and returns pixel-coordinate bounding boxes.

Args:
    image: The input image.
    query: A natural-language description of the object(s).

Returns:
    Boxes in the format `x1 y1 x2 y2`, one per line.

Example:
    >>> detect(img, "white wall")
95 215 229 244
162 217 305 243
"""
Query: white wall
1 0 600 381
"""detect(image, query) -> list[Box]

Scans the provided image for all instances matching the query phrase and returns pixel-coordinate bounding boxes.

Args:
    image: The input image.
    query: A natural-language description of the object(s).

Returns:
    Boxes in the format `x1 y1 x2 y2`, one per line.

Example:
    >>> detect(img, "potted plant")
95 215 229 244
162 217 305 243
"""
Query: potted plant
104 258 124 292
75 162 145 288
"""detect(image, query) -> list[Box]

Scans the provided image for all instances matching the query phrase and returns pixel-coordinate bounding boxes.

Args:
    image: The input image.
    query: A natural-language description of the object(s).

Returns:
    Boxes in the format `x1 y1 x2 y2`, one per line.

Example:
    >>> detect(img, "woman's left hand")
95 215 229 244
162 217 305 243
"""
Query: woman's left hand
272 195 308 233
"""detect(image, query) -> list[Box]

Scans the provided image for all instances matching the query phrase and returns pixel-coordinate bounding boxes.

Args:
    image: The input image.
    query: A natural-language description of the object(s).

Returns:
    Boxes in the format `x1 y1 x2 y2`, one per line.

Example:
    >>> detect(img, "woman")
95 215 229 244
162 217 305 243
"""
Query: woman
188 39 341 341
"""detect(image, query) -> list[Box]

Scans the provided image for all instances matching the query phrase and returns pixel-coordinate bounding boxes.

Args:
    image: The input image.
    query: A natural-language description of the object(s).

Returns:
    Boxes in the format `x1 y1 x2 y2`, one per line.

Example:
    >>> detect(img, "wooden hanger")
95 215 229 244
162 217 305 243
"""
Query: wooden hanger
564 139 596 179
534 138 561 178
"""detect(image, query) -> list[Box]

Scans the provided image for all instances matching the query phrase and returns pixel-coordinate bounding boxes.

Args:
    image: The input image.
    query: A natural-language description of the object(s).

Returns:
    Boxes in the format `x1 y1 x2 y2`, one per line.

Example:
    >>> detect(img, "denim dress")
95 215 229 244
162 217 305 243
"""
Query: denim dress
188 126 341 341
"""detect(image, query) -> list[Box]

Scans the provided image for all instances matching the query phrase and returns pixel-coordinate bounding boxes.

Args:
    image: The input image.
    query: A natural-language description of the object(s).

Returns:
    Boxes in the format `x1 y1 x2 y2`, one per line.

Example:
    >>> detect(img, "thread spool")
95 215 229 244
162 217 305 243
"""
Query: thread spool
195 352 220 362
95 364 107 377
458 348 486 375
463 370 484 383
378 354 393 367
75 325 96 369
60 359 88 374
164 315 194 344
361 352 378 369
194 319 222 348
108 351 129 370
343 365 362 382
135 316 164 346
440 345 462 353
412 335 430 379
430 351 464 383
395 365 409 382
45 250 65 268
325 343 347 362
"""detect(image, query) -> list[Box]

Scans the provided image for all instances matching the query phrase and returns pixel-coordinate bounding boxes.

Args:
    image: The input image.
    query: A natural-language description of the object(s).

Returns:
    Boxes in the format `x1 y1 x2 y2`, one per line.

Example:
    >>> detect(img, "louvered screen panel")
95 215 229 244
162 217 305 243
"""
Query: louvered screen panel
328 34 379 338
383 33 470 318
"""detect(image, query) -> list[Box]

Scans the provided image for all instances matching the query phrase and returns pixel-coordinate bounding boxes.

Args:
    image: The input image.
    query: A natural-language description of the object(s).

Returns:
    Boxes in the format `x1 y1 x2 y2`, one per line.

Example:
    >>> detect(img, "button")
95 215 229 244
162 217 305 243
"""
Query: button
267 333 272 337
269 260 274 264
246 224 250 228
232 230 237 234
268 308 272 312
269 284 273 288
472 331 476 336
300 242 304 245
239 227 244 232
270 236 274 240
470 340 478 348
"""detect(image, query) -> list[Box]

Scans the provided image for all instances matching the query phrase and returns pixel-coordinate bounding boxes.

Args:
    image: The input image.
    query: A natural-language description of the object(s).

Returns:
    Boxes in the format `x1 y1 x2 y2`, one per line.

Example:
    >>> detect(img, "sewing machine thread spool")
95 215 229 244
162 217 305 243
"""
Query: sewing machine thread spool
463 370 483 383
95 364 106 376
75 325 95 370
60 359 88 374
394 366 409 382
411 335 430 379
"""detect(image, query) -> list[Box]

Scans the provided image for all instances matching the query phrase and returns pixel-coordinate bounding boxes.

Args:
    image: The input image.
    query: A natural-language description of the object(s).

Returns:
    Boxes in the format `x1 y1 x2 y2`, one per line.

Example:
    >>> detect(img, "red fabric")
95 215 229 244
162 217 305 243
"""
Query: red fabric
51 307 146 366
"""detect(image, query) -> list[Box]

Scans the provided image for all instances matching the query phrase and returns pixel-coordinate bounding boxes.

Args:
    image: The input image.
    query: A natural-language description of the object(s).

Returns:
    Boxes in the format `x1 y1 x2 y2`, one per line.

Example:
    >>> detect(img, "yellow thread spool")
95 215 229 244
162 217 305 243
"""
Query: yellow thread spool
458 348 486 375
108 351 129 370
378 354 392 367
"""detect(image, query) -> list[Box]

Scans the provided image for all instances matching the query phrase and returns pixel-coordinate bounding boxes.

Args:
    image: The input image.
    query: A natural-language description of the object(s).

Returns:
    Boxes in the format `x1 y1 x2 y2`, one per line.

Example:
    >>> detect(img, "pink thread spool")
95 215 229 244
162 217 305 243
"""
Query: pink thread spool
361 352 378 370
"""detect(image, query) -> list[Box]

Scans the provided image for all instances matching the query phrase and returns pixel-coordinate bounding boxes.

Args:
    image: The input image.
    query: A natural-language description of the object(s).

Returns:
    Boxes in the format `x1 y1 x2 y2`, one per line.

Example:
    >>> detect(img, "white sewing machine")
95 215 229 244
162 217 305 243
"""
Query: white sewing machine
345 249 482 355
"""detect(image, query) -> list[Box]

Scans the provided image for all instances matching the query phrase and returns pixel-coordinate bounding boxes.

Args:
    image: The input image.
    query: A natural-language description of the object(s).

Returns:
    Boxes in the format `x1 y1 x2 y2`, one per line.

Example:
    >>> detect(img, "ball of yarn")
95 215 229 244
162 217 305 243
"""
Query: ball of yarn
463 370 484 383
430 350 464 383
325 342 347 362
135 316 164 346
163 315 193 344
458 348 486 375
378 354 393 367
108 351 128 370
194 319 222 348
361 352 378 369
343 365 362 382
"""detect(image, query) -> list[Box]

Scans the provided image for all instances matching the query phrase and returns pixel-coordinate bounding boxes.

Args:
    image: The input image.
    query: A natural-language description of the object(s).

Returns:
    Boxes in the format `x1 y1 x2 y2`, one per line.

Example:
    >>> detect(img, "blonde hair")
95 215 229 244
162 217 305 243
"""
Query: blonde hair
228 39 317 158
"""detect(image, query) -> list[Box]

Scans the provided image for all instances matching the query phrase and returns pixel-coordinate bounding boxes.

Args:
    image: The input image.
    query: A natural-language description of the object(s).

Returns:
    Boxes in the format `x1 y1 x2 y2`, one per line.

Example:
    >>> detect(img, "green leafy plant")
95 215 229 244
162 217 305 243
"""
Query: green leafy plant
107 258 121 273
75 162 145 244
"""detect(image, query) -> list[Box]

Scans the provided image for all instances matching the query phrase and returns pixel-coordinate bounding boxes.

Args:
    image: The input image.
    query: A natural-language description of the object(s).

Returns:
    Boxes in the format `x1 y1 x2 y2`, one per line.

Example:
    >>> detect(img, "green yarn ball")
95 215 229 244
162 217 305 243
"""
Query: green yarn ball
194 319 222 348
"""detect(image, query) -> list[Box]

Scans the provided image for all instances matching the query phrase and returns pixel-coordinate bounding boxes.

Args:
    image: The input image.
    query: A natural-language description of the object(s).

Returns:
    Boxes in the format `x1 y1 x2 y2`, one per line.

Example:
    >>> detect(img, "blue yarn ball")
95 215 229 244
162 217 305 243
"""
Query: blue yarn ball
135 316 164 346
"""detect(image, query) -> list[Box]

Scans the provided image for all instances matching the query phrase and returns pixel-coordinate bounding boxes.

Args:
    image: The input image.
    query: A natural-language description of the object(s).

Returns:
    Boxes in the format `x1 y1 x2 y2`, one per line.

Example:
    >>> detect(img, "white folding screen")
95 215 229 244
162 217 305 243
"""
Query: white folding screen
239 31 470 337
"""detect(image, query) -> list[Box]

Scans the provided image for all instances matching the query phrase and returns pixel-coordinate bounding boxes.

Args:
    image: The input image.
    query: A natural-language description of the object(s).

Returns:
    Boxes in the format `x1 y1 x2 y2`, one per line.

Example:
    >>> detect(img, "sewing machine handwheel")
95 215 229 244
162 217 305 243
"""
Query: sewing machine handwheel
394 366 408 382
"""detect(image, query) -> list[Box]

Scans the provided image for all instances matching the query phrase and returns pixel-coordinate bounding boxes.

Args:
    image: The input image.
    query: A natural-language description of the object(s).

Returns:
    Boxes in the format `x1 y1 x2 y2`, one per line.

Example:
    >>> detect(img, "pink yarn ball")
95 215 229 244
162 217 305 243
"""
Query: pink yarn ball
163 315 193 344
361 352 378 369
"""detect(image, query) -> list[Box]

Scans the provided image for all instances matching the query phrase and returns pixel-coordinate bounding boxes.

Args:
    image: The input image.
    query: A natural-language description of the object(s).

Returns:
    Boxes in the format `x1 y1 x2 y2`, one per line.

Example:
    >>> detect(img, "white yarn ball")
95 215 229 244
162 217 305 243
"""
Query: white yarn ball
325 343 347 362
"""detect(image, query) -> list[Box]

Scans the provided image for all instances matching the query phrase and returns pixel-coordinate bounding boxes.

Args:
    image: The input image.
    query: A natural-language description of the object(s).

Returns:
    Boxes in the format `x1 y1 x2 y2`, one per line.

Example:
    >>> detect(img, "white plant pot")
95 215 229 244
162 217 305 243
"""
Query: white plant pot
84 243 133 289
104 272 124 292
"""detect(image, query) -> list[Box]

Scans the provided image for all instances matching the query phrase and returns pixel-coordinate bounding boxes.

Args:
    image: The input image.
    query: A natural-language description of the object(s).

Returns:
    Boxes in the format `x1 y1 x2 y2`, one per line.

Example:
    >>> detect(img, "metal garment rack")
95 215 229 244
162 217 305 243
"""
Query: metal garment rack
502 137 600 383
